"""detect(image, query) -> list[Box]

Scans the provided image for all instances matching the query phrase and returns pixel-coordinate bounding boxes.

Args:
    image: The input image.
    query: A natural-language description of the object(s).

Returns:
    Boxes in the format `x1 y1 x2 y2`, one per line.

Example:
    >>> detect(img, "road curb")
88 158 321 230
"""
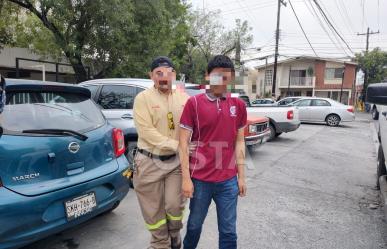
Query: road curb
379 175 387 218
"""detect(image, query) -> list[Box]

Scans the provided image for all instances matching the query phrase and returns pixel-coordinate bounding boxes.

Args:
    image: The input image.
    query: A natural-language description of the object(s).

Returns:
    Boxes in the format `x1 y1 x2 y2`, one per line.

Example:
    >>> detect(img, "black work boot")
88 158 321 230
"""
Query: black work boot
171 234 182 249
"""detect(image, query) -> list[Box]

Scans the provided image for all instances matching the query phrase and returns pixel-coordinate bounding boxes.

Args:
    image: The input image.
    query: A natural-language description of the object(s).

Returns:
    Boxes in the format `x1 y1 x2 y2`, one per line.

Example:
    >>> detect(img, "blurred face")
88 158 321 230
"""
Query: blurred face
206 68 234 95
149 66 176 93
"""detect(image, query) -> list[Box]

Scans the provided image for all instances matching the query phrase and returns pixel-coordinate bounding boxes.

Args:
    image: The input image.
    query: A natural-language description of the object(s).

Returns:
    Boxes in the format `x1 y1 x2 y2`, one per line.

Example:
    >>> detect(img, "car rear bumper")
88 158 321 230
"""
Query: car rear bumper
341 112 355 122
276 121 301 133
0 155 130 249
245 129 271 146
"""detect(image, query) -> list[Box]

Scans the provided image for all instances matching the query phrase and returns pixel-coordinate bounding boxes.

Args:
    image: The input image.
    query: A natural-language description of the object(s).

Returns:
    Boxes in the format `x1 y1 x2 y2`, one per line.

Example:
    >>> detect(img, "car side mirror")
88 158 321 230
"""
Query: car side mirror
367 83 387 105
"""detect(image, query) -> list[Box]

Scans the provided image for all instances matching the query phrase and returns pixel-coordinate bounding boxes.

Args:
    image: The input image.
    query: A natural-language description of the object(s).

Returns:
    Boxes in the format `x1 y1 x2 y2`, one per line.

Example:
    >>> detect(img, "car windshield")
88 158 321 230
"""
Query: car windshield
1 91 105 134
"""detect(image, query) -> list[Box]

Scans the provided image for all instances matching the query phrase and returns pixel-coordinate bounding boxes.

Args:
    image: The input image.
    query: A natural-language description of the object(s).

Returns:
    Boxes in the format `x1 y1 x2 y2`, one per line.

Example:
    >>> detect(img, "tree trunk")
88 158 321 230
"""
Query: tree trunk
71 62 88 83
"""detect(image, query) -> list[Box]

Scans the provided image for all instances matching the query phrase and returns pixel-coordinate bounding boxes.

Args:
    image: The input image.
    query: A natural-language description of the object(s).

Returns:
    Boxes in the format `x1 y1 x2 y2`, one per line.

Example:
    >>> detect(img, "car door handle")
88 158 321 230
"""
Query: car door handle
121 113 133 119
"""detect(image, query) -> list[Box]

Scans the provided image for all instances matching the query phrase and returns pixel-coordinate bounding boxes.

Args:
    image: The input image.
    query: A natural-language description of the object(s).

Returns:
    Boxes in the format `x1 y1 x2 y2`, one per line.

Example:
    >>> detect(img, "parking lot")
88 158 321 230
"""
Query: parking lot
23 113 387 249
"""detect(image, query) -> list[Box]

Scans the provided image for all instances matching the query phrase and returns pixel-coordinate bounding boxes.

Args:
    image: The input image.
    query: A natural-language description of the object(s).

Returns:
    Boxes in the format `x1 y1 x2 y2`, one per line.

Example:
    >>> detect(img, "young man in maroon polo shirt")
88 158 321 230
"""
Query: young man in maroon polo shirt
179 55 247 249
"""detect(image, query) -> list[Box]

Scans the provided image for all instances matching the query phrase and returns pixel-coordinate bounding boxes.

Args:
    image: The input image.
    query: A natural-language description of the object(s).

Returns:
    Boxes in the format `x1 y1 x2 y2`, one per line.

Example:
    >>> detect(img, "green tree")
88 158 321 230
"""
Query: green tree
356 48 387 87
4 0 190 82
181 9 253 83
0 1 24 49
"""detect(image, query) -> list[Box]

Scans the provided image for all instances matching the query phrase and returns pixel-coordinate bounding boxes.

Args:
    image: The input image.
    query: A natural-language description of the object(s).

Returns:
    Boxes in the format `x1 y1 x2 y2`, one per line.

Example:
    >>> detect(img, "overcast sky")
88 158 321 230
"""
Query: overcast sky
189 0 387 67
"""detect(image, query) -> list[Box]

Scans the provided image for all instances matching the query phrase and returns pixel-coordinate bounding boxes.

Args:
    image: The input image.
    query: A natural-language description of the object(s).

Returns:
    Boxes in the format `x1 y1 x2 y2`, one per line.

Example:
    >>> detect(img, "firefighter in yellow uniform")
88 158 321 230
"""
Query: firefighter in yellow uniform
133 56 188 249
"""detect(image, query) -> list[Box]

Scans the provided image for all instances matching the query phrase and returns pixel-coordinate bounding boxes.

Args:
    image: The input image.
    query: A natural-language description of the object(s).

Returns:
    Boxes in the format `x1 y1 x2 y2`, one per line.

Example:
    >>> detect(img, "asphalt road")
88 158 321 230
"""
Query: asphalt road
23 114 387 249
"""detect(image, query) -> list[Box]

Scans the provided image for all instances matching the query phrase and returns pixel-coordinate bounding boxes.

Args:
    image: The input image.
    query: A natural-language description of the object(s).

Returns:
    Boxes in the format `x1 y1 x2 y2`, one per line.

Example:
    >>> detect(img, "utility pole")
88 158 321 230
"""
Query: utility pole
357 27 380 90
272 0 287 97
287 65 291 96
339 67 345 103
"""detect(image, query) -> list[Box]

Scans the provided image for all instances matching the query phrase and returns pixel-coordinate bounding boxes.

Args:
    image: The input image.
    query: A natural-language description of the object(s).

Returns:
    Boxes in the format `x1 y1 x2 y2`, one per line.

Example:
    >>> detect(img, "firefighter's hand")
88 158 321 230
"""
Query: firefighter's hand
182 178 194 198
238 178 247 197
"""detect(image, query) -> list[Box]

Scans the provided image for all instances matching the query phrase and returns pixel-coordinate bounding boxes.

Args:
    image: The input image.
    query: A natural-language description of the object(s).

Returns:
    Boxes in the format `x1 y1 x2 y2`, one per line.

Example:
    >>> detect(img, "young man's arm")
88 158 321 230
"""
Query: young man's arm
179 128 194 198
236 128 247 197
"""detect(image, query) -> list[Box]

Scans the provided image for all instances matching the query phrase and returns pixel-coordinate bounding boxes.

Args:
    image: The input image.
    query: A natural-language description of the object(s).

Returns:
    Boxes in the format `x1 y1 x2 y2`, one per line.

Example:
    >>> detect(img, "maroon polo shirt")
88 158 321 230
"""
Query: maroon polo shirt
179 93 247 182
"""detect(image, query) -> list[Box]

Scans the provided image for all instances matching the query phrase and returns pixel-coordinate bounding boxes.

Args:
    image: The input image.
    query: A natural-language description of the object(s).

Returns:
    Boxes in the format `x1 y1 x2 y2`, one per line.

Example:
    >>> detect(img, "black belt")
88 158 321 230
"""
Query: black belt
138 148 176 161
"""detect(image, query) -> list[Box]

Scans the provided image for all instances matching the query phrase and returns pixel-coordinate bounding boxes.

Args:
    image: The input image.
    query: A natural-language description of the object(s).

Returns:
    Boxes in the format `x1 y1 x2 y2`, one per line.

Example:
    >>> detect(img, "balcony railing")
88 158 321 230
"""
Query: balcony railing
280 76 315 87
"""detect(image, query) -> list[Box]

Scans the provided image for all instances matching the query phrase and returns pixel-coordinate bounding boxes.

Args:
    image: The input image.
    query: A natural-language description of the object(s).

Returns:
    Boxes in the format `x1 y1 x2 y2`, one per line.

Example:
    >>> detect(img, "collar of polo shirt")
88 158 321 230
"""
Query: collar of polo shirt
205 92 227 101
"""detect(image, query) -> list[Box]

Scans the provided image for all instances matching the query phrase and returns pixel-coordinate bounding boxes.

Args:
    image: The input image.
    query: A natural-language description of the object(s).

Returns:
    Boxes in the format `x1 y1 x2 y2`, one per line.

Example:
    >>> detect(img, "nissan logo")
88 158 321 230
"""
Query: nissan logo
68 142 80 154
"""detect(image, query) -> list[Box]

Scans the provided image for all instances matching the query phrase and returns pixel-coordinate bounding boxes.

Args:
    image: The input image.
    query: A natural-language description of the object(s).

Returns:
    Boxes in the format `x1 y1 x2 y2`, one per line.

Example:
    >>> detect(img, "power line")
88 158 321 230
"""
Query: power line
312 0 355 55
310 0 351 55
234 0 266 34
221 1 277 15
304 0 347 55
288 0 318 56
333 0 355 35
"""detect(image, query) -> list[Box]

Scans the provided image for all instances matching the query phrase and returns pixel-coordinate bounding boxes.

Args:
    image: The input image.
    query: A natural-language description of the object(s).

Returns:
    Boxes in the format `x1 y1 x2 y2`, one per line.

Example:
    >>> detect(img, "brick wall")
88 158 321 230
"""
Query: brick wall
314 60 326 89
314 60 356 90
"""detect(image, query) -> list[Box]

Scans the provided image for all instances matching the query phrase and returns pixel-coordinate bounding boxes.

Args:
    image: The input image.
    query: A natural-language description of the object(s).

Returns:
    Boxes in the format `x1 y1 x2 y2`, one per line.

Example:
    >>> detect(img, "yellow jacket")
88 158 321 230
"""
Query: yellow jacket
133 86 188 156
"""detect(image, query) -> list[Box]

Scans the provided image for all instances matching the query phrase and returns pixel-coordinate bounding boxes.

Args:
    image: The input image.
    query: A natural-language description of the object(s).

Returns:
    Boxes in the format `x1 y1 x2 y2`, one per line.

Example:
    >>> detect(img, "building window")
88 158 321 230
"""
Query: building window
325 68 344 80
264 70 273 86
7 71 31 78
290 70 306 77
252 84 257 93
293 91 301 96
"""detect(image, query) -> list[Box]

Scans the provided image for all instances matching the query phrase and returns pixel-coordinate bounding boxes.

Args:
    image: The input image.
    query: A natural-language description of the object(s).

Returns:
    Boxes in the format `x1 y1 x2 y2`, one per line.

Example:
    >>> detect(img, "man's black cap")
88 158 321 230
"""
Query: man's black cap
150 56 175 72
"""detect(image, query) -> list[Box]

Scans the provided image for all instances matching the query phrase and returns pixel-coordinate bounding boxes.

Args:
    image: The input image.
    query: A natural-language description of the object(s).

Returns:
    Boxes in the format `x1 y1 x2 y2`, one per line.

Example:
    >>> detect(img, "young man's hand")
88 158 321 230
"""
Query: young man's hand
238 177 247 197
182 178 194 198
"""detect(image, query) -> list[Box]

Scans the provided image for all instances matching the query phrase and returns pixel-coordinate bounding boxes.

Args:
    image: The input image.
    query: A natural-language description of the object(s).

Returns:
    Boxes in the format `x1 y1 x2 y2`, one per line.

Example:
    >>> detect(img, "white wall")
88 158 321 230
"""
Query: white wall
0 47 73 74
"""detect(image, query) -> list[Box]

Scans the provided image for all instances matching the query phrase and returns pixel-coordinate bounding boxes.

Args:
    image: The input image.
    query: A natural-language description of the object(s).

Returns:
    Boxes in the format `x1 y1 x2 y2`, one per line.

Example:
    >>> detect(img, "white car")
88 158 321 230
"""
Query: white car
251 98 275 107
276 96 306 106
289 97 355 126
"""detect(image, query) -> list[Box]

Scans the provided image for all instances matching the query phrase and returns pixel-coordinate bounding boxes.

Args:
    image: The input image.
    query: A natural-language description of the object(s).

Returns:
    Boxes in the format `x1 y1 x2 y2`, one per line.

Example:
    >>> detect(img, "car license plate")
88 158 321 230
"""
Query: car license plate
65 192 97 221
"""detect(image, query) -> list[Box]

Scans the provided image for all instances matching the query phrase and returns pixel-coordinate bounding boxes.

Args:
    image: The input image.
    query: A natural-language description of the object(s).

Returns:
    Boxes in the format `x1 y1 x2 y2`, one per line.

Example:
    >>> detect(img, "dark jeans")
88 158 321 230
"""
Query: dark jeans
183 176 239 249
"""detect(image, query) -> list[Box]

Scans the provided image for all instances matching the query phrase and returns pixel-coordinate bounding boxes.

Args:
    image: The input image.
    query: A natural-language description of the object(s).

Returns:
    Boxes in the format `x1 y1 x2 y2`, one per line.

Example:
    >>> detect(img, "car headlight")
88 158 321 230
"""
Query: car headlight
249 124 257 133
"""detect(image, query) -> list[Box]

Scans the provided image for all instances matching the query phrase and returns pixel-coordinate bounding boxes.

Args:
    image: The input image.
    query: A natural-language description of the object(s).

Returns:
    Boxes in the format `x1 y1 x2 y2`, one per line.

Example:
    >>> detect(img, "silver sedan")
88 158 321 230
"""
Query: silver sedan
289 97 355 126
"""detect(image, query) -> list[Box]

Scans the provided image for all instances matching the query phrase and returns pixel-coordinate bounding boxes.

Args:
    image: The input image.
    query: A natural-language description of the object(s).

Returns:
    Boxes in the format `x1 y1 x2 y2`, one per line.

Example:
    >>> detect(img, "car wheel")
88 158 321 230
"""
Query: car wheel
326 114 341 127
247 145 255 153
377 145 387 189
372 107 379 120
268 124 276 141
275 132 282 137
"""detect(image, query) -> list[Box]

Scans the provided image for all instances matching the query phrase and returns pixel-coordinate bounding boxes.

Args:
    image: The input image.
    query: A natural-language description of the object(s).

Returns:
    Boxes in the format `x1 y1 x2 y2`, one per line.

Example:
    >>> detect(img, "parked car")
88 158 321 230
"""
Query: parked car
367 83 387 218
275 96 305 106
244 116 271 150
288 97 355 126
0 79 130 249
251 98 275 107
371 104 380 120
233 94 300 141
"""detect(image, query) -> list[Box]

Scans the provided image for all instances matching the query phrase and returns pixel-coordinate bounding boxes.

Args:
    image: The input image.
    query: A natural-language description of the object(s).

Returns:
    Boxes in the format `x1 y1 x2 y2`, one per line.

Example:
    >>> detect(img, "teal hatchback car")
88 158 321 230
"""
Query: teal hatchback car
0 79 130 249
